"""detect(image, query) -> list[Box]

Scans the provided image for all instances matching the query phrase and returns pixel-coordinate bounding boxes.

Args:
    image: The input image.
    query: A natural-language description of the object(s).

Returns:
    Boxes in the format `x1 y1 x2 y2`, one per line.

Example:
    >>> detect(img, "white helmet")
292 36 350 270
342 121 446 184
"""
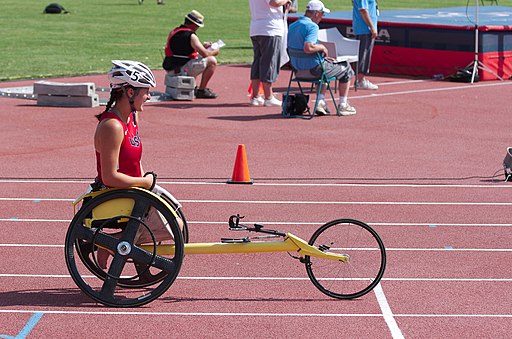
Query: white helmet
108 60 156 89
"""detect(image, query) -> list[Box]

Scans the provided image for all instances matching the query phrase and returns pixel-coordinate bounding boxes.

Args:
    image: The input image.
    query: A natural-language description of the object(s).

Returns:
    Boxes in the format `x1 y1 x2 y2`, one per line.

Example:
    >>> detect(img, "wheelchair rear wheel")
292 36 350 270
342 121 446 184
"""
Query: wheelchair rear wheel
65 188 184 307
74 191 189 289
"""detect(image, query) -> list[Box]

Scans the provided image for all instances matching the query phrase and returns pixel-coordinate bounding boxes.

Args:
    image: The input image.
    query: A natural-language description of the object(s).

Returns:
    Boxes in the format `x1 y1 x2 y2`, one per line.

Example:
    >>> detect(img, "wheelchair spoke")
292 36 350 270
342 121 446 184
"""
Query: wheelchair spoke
122 198 150 241
100 254 127 298
93 231 122 253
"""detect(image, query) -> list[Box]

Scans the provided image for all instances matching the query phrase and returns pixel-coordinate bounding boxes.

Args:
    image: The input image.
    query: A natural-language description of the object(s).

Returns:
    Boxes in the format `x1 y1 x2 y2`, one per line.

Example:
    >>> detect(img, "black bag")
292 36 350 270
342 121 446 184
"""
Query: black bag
282 94 309 116
44 3 69 14
448 66 479 83
503 147 512 181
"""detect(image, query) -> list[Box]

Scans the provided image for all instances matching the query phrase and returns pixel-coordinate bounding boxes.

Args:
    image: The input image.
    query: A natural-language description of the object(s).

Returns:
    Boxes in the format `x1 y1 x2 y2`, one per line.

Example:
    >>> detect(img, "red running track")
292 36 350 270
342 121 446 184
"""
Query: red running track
1 65 512 338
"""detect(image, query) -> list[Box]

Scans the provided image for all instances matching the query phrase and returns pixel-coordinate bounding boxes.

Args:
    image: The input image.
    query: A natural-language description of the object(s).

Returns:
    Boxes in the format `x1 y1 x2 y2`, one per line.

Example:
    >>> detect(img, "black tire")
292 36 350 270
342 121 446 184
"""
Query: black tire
65 189 184 307
305 219 386 299
74 191 189 289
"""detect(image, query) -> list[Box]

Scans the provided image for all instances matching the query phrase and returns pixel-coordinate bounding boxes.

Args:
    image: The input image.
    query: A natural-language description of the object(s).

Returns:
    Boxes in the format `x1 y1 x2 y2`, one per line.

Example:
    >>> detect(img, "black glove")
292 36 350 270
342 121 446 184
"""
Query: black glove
144 171 157 191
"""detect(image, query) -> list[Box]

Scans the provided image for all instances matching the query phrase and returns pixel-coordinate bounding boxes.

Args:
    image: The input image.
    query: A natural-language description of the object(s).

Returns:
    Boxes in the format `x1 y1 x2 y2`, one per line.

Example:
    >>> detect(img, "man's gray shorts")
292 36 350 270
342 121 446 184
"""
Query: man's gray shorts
309 60 354 83
181 57 208 77
250 35 282 83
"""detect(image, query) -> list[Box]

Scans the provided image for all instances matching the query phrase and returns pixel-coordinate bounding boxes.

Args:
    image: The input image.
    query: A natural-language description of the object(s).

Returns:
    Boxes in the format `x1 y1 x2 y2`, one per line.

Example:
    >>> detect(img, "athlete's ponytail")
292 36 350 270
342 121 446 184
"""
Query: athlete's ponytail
95 88 124 120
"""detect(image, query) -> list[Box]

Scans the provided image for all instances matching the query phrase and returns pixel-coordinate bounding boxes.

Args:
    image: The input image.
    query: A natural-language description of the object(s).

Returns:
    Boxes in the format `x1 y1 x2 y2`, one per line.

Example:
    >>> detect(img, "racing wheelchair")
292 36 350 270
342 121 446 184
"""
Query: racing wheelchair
65 187 386 307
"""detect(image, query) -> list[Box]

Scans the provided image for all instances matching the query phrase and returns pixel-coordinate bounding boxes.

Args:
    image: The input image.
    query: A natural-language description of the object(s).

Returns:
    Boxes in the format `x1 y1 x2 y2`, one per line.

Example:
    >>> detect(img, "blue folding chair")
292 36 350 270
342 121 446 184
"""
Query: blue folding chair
282 48 339 119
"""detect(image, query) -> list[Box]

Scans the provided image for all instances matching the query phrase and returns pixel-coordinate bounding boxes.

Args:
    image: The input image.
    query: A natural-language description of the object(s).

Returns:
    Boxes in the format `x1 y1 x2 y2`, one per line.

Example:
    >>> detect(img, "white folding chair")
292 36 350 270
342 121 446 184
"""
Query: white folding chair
318 28 360 90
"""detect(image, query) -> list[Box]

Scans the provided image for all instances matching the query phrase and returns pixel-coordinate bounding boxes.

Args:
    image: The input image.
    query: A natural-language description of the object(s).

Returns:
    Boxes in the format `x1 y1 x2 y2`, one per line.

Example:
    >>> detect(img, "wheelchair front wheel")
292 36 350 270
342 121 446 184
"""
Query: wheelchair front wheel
304 219 386 299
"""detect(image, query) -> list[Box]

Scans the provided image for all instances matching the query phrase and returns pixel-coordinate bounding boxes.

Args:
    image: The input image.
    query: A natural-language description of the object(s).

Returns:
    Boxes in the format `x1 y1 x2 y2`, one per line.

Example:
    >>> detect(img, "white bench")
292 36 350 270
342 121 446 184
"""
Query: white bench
33 81 99 107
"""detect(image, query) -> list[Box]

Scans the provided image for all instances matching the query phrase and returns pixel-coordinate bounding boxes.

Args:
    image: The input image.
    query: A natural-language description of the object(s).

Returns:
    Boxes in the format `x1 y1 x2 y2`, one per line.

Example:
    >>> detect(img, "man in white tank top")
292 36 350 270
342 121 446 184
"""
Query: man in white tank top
249 0 292 107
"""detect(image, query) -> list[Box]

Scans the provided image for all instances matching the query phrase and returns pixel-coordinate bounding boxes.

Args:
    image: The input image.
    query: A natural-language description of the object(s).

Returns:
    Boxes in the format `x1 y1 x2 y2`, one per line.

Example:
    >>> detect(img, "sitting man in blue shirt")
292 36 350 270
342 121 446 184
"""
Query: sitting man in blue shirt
287 0 356 115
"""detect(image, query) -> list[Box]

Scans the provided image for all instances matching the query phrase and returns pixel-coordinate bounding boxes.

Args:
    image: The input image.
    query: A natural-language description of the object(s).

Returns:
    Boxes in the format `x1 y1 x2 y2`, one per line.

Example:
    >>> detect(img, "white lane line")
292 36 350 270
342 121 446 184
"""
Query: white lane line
2 197 512 206
2 244 512 253
376 79 430 86
369 222 512 227
0 309 384 317
180 200 512 206
2 219 512 228
395 314 512 317
0 244 64 248
191 221 512 227
386 248 512 252
0 179 511 188
1 274 512 282
0 179 91 184
374 283 404 339
250 183 511 188
0 309 510 318
350 80 512 100
0 219 70 222
0 198 73 202
383 278 512 282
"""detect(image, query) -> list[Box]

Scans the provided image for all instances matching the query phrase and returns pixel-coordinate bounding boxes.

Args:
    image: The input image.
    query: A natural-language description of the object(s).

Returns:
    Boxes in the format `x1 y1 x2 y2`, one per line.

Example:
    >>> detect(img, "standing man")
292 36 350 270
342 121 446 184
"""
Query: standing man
249 0 292 107
163 10 220 99
352 0 379 90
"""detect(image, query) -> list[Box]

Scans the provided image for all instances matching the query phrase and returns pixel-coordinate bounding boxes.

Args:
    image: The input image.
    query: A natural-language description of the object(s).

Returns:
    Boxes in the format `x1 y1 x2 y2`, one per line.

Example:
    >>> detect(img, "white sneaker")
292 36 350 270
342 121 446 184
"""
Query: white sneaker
356 79 378 90
263 96 282 107
315 99 330 116
338 103 357 116
249 96 264 106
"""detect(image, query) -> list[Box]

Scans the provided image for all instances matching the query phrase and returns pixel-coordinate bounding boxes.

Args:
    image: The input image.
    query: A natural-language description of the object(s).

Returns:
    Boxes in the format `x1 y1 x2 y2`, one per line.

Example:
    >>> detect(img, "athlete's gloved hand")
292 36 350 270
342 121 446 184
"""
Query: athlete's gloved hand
144 171 157 191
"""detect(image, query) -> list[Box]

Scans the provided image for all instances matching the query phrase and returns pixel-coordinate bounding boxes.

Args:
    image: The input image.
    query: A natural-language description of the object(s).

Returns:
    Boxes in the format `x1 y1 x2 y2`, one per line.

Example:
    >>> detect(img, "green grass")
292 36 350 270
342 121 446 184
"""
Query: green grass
1 0 510 80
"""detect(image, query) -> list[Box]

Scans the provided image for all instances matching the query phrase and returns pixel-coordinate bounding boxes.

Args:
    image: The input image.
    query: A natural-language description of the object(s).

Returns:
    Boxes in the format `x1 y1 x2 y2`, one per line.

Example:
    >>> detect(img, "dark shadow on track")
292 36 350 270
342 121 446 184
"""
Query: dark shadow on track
151 102 250 109
0 288 101 308
0 289 350 308
480 179 507 183
209 113 283 121
160 296 338 304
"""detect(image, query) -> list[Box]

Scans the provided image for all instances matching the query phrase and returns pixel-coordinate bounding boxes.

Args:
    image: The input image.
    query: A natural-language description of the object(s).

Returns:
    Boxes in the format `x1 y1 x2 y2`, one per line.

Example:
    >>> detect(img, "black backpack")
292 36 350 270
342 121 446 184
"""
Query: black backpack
282 94 309 116
44 3 69 14
448 66 479 83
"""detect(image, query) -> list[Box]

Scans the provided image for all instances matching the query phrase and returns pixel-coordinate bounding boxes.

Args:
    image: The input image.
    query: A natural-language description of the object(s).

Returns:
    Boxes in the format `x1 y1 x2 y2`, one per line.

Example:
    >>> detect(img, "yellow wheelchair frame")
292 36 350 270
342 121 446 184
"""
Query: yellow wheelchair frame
65 187 386 307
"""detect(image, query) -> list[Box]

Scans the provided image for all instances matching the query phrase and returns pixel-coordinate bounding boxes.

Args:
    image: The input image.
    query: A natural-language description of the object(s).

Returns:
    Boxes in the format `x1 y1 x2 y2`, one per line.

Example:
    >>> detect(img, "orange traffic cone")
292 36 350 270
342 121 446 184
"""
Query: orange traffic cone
227 144 253 184
247 82 264 97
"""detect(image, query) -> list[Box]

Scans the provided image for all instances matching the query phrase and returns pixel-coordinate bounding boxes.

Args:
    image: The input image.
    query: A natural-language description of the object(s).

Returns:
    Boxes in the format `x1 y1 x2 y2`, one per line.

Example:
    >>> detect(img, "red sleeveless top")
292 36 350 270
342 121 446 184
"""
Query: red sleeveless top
164 26 198 60
95 111 142 185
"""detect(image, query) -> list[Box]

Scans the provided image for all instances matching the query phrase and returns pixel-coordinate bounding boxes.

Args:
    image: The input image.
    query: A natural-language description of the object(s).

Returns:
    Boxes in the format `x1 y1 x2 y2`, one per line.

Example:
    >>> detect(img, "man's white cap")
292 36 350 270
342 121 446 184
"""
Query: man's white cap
306 0 330 13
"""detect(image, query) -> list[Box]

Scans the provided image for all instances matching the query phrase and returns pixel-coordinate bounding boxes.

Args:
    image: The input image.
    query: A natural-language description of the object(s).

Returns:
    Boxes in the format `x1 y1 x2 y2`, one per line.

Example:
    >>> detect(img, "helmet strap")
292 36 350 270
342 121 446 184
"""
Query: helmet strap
121 86 141 115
